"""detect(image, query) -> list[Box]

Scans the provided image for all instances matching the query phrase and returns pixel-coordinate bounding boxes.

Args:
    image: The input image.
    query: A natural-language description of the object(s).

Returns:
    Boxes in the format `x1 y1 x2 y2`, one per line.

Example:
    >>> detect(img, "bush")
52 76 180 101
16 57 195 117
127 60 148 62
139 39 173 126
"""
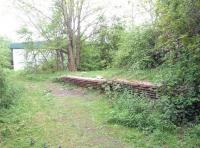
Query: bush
159 96 200 126
0 69 21 109
152 0 200 126
25 57 62 73
0 37 10 68
86 22 125 70
39 58 58 72
106 89 176 132
113 27 156 69
80 43 102 71
184 124 200 147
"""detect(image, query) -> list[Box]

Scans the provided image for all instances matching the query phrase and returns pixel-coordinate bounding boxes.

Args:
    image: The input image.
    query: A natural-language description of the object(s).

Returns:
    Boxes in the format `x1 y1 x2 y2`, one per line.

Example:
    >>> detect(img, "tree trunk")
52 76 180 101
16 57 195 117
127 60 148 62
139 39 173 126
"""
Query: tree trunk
62 0 77 71
56 50 59 71
76 14 81 69
75 0 84 69
67 16 77 71
59 51 65 70
67 38 77 71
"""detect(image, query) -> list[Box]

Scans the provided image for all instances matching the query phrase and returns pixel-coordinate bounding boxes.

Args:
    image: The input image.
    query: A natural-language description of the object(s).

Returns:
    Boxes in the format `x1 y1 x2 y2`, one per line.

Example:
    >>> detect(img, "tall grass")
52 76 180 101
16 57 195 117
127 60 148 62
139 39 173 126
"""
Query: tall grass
104 89 200 147
0 69 22 109
106 89 176 132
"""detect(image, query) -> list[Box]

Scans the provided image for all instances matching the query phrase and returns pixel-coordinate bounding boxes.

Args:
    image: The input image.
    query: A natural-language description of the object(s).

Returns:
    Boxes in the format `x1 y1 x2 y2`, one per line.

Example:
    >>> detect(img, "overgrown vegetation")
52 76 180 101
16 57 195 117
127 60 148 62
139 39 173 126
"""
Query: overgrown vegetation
102 86 200 147
105 90 174 131
154 0 200 125
0 69 21 109
91 0 200 127
16 0 200 130
114 26 156 69
0 37 21 109
0 37 10 68
1 73 200 147
69 0 200 143
1 0 200 146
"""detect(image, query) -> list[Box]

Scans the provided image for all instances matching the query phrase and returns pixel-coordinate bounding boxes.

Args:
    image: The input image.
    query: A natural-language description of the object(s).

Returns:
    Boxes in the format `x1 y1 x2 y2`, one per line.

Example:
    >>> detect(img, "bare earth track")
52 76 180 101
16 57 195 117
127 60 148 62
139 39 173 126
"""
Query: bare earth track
42 82 130 147
0 78 145 147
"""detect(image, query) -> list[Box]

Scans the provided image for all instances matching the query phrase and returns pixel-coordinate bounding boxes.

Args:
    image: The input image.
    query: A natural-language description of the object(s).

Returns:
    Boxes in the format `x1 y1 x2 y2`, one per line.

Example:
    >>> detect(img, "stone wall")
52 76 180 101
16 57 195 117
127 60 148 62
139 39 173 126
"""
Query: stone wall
59 76 159 99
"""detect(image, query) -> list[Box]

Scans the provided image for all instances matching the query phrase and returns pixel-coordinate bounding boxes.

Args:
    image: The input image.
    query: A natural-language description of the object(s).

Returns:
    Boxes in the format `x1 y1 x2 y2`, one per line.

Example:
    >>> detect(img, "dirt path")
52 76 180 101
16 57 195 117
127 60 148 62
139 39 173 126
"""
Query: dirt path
1 78 139 147
43 83 128 148
32 82 131 148
2 75 186 147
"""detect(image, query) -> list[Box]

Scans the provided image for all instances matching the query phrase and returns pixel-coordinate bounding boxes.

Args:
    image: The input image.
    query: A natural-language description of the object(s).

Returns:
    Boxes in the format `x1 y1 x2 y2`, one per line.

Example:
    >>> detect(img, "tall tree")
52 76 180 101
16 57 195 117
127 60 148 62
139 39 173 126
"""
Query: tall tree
60 0 102 71
61 0 77 71
75 0 84 68
16 0 102 71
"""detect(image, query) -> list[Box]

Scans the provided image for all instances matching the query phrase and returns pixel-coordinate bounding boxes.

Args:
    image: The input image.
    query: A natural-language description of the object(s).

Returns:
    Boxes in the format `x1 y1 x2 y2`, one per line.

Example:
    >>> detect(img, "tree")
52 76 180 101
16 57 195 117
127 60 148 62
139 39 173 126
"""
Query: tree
15 0 102 71
59 0 103 71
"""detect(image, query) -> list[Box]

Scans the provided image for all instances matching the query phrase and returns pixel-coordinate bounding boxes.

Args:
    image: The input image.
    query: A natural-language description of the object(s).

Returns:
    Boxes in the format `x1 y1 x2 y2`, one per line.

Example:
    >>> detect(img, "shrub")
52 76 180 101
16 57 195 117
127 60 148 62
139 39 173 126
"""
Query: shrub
184 124 200 147
0 69 21 109
39 58 58 72
0 37 10 68
80 43 102 71
0 69 6 97
25 57 62 73
106 89 176 132
158 96 200 126
80 29 126 71
153 0 200 125
113 27 156 69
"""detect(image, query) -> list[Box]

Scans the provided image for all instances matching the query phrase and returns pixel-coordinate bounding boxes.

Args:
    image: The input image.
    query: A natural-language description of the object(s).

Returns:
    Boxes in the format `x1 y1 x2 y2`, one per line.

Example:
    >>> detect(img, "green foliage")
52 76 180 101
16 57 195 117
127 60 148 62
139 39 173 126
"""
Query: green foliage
105 88 176 132
155 0 200 95
92 22 125 69
114 27 156 69
80 22 125 71
0 69 22 109
160 96 200 126
185 124 200 147
0 37 10 68
0 69 6 97
10 0 200 135
99 0 200 126
151 0 200 125
103 87 200 146
24 58 60 74
0 37 21 109
107 0 200 127
39 59 58 72
79 43 102 71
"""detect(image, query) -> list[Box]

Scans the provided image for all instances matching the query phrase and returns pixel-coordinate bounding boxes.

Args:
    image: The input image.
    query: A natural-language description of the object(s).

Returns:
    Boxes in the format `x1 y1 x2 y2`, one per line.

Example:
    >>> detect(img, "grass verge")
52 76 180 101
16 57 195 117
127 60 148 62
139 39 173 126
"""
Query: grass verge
0 71 199 147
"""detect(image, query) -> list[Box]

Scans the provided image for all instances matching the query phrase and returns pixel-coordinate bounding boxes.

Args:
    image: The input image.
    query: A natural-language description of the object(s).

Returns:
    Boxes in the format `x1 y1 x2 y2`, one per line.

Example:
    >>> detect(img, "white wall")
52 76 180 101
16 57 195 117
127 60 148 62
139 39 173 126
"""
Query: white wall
13 49 26 71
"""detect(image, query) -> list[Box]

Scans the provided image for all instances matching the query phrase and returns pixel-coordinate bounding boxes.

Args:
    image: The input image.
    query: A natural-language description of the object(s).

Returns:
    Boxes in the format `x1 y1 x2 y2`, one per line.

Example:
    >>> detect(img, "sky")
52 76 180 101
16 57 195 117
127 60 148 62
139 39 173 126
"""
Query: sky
0 0 21 41
0 0 53 41
0 0 151 42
